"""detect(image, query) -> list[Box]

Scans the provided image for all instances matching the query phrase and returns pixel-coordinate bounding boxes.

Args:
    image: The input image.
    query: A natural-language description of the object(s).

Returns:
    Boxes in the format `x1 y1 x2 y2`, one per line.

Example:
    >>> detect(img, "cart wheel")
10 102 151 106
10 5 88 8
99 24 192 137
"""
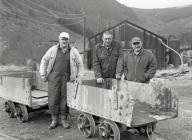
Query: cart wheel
138 123 156 140
146 123 156 140
15 104 28 122
4 101 15 118
98 120 120 140
77 113 96 137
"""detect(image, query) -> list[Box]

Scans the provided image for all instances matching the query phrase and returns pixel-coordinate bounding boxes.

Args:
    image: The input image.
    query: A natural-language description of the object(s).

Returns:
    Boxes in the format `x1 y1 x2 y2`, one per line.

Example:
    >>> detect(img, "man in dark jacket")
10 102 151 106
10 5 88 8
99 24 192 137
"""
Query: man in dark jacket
93 31 122 84
116 36 157 83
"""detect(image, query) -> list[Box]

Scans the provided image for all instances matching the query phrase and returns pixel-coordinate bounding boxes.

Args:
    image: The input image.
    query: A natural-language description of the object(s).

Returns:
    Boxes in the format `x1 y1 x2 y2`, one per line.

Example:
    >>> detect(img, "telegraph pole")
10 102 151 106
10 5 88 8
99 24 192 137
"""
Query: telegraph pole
107 21 111 29
83 12 86 54
97 8 100 33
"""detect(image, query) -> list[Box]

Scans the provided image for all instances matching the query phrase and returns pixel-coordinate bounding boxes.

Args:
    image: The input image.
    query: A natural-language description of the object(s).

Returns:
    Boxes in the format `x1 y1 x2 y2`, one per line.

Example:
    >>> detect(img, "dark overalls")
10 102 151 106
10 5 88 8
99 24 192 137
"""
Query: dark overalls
48 47 70 115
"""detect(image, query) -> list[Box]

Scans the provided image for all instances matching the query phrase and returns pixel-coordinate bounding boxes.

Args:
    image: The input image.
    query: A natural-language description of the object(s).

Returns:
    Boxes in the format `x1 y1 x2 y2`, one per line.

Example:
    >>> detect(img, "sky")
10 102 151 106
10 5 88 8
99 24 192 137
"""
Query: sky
116 0 192 9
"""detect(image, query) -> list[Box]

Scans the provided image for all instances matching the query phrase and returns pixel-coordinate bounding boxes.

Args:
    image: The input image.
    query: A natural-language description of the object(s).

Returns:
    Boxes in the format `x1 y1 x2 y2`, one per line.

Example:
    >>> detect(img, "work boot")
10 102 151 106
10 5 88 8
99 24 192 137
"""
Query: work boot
48 115 59 130
61 114 70 129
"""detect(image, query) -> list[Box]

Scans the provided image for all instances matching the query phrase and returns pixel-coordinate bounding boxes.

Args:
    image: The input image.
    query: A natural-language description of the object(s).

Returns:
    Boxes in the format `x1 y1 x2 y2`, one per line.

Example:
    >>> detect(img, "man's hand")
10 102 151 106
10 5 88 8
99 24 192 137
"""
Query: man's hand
116 75 121 80
96 77 104 84
41 75 48 82
75 78 82 84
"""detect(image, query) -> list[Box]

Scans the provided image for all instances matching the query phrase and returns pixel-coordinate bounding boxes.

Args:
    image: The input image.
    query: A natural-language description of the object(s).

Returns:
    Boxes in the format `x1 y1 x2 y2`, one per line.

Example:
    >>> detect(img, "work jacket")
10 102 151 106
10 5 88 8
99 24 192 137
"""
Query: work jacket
116 49 157 83
39 44 83 81
93 41 122 79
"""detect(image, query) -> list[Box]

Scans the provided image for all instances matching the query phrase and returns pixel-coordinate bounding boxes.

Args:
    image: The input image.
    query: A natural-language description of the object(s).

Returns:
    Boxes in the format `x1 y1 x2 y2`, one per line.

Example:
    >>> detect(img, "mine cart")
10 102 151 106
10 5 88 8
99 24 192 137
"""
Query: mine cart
67 78 178 140
0 71 48 122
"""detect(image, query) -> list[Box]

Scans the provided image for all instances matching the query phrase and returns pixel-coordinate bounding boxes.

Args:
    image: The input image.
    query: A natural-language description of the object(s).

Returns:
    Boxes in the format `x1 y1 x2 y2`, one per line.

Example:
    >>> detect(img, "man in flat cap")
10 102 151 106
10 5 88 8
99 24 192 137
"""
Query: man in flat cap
116 36 157 83
40 32 83 129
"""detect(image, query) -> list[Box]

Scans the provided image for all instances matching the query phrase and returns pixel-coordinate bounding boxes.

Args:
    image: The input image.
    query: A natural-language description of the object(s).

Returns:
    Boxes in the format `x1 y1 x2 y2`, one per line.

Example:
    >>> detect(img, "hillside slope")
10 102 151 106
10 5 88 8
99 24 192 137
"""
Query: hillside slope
0 0 138 65
133 5 192 38
133 5 192 22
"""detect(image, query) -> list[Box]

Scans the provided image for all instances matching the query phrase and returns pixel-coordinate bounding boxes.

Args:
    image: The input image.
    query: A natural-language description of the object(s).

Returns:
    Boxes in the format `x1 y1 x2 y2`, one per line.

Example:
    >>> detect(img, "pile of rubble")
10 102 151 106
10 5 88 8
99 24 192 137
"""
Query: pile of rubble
155 65 192 80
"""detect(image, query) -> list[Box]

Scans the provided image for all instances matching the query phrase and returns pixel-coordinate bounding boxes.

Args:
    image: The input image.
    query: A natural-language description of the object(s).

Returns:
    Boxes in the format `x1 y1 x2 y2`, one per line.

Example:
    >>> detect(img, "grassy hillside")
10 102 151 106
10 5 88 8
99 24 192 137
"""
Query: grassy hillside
133 5 192 22
133 5 192 42
34 0 139 32
0 0 138 65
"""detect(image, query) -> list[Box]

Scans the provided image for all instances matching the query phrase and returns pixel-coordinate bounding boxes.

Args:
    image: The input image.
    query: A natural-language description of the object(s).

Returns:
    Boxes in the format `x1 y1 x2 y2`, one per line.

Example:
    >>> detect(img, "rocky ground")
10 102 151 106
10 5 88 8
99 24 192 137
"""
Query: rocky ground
156 78 192 140
0 68 192 140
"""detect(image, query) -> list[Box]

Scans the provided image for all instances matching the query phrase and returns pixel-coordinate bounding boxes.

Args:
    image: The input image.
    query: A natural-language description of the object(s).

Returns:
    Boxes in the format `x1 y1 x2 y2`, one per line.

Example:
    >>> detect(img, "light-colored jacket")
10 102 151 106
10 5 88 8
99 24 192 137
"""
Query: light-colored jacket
39 44 83 81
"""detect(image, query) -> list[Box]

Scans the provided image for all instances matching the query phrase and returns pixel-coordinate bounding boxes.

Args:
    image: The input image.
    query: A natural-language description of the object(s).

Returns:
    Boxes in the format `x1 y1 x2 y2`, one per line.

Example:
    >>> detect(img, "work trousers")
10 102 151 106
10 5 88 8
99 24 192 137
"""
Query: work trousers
48 71 70 115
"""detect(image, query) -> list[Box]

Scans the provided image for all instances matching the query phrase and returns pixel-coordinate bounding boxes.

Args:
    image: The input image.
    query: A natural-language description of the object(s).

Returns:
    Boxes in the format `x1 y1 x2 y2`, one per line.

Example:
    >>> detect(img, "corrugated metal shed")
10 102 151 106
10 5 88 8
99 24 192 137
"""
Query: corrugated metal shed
86 20 167 69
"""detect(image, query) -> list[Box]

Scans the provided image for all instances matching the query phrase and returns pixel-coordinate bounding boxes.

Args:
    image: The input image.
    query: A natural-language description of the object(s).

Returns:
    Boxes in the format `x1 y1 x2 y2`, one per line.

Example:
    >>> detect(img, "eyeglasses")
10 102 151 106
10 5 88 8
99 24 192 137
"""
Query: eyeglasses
132 42 141 45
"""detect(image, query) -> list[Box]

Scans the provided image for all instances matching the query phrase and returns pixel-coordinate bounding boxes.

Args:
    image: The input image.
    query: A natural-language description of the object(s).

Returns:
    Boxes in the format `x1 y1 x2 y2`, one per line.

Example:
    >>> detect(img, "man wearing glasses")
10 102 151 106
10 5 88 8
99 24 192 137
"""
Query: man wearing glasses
116 36 157 83
39 32 83 129
93 31 122 84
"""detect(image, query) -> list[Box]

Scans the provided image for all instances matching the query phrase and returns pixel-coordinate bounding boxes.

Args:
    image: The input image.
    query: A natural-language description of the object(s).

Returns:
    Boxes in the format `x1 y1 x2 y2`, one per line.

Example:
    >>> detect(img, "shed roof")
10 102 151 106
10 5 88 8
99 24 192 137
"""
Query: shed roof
88 20 166 41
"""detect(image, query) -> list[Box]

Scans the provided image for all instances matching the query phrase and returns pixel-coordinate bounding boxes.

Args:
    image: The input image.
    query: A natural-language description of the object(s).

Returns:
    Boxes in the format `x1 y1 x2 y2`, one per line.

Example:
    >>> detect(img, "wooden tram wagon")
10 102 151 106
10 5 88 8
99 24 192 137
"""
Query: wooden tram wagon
0 71 48 122
67 78 178 140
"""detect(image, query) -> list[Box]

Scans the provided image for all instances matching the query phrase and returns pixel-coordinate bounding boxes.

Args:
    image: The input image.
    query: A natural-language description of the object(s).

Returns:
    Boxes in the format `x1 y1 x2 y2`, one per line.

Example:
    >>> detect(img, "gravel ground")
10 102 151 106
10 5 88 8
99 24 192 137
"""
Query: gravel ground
155 78 192 140
0 99 161 140
0 69 192 140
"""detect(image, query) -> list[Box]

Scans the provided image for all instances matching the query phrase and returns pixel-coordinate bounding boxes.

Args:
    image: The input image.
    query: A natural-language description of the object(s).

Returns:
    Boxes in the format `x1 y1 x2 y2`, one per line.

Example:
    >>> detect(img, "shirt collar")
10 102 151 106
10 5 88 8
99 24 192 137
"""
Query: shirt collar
131 48 143 56
58 44 71 51
102 42 112 49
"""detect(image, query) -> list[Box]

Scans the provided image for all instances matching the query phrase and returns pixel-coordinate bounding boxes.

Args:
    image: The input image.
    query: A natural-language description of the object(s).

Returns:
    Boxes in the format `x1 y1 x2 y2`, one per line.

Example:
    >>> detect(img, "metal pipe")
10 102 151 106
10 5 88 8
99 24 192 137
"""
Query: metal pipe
159 39 184 71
